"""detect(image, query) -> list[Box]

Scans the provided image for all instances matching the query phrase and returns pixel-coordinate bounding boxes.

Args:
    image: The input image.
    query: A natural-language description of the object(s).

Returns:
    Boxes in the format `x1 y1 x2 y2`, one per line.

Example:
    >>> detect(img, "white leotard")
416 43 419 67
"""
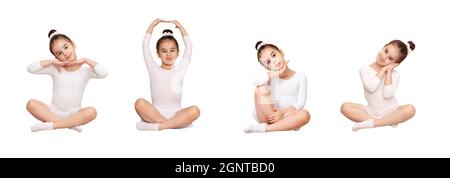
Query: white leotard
143 33 192 111
27 62 108 112
254 71 307 110
360 65 399 117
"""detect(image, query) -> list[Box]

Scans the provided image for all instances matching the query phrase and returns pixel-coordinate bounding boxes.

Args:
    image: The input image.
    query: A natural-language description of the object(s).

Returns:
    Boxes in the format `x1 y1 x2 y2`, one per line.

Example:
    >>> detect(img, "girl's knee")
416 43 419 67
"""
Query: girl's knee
82 107 97 121
188 106 200 119
403 104 416 117
340 103 351 115
135 98 148 110
254 86 270 98
297 110 310 125
26 99 40 112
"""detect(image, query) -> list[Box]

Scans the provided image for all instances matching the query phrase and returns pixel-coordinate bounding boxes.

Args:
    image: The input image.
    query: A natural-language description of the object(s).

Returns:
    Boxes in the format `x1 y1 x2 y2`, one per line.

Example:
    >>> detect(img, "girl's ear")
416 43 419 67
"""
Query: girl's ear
279 49 285 57
72 42 76 49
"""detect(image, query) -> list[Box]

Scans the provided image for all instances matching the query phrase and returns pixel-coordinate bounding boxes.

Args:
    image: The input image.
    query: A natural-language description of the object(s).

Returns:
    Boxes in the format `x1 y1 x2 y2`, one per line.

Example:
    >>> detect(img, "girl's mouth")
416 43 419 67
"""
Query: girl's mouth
66 53 73 61
275 62 282 68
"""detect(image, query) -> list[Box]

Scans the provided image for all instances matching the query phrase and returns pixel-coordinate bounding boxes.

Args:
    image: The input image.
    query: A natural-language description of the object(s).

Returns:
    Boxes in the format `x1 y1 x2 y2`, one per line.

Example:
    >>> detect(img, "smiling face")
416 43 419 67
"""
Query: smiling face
51 38 77 62
376 44 401 67
258 47 286 71
157 39 179 67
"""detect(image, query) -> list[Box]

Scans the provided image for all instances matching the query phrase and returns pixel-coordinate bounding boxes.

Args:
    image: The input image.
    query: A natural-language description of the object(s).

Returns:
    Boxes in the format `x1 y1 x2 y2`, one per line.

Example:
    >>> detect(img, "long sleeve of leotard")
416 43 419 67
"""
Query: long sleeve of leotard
359 66 381 93
89 64 108 79
27 61 55 75
142 33 158 99
293 72 307 110
143 33 159 71
176 36 192 69
382 71 399 99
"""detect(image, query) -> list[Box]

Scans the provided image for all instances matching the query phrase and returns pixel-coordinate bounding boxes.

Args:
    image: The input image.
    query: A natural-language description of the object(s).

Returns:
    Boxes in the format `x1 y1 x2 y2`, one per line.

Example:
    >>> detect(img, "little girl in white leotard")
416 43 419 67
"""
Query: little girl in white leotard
341 40 416 131
360 65 399 119
135 19 200 131
245 41 310 133
26 30 108 132
142 30 191 119
28 62 107 114
254 70 307 111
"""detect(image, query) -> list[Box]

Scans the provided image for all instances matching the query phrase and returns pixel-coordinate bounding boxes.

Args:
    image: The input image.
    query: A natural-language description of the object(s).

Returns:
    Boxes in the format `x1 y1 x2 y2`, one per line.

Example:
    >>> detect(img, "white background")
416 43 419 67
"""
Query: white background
0 0 449 157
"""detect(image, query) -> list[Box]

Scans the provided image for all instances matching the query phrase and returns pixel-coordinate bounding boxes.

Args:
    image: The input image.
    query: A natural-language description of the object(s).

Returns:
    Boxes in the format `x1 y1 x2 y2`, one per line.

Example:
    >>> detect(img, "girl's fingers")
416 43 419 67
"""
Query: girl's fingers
271 115 278 120
270 117 278 123
270 118 279 123
270 112 280 120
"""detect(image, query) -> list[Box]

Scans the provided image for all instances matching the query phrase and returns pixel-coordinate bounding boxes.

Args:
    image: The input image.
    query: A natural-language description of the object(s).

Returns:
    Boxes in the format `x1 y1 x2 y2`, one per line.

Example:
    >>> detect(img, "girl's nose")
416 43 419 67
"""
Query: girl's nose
272 58 280 66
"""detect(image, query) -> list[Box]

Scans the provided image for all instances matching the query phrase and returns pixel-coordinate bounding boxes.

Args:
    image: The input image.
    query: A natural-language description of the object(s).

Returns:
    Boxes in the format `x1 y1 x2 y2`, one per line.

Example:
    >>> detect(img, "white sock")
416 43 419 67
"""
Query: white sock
352 119 375 132
244 123 267 133
70 126 83 132
31 122 54 132
136 122 160 131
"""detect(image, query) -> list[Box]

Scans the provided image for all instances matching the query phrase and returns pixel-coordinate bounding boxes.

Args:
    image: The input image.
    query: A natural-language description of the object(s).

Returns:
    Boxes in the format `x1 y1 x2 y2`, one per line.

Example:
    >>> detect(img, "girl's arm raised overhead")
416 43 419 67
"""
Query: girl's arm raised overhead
146 18 162 34
172 20 192 68
171 20 188 37
143 19 161 69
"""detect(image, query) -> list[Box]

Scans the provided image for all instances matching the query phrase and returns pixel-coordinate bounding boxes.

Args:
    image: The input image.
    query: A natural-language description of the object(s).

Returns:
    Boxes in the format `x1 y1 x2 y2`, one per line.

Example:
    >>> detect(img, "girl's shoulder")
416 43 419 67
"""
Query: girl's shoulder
292 71 307 81
359 65 376 73
392 70 400 77
360 65 372 70
294 71 306 78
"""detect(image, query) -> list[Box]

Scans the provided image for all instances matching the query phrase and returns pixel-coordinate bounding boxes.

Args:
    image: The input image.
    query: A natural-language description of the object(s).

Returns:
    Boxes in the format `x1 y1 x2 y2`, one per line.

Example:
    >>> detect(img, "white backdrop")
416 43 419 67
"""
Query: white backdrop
0 0 449 157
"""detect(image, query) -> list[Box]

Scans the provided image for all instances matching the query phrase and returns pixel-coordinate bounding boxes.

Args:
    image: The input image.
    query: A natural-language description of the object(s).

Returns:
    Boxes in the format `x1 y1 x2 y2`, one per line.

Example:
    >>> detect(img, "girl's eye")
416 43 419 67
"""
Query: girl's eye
272 54 276 57
385 49 388 53
266 60 270 65
64 46 68 49
57 52 62 56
